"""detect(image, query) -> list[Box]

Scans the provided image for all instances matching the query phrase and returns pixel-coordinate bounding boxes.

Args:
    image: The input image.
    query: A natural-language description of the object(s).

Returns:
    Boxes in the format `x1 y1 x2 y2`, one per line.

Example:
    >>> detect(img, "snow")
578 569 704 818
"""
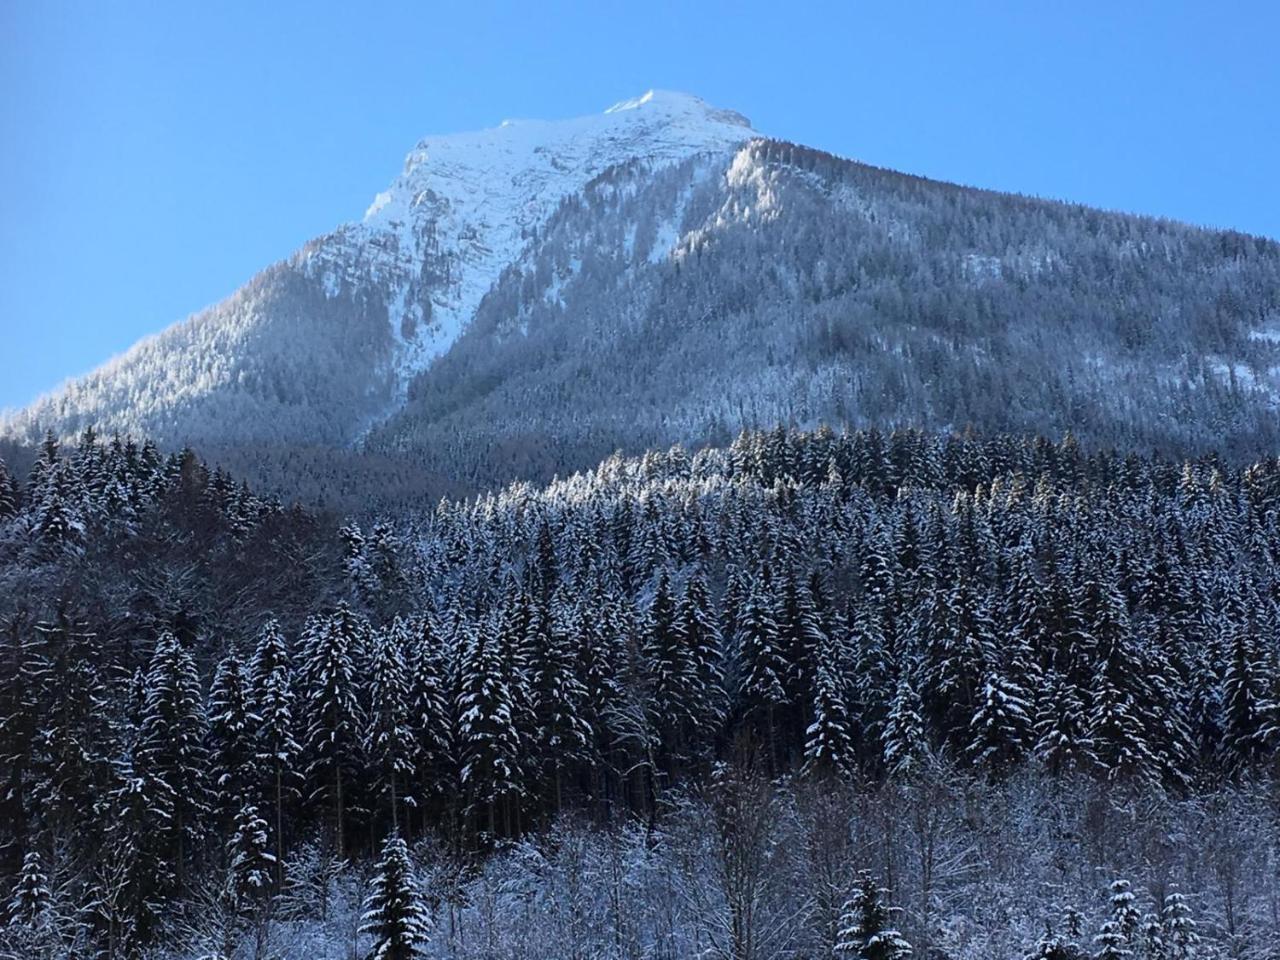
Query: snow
303 90 756 426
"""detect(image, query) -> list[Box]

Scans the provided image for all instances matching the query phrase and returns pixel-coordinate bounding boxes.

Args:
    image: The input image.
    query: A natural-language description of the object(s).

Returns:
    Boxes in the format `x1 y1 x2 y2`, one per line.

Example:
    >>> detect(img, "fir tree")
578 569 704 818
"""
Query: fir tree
882 672 929 779
834 870 912 958
208 651 260 825
248 618 300 882
1160 890 1199 960
967 666 1033 771
803 636 857 778
360 833 431 960
7 849 51 926
300 605 367 856
367 620 415 831
136 631 209 887
456 618 522 836
226 803 276 914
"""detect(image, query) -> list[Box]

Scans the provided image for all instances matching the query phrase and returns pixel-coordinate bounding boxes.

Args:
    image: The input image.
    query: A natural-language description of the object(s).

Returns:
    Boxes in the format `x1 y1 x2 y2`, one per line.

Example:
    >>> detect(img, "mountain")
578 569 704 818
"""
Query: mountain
6 91 1280 502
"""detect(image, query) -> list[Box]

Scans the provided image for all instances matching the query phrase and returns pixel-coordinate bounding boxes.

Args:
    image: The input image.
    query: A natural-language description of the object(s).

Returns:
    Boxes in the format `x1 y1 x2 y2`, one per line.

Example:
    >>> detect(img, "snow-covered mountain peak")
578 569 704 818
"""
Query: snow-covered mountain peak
311 92 757 413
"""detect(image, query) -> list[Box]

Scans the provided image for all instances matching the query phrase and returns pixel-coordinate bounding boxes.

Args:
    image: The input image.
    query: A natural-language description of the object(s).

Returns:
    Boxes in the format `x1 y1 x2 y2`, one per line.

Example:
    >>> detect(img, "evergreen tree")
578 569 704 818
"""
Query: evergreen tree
834 870 912 958
0 457 18 520
226 803 276 915
208 651 259 825
300 605 367 856
7 849 51 926
136 631 209 887
456 618 522 836
736 578 788 763
248 618 300 882
1031 669 1096 775
367 620 415 831
1160 890 1200 960
967 666 1033 771
803 636 857 778
882 673 929 779
360 833 431 960
676 570 726 739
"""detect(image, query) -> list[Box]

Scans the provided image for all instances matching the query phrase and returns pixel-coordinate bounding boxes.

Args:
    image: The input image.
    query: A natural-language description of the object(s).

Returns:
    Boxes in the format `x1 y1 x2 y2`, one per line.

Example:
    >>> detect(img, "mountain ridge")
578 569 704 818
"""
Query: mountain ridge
6 92 1280 506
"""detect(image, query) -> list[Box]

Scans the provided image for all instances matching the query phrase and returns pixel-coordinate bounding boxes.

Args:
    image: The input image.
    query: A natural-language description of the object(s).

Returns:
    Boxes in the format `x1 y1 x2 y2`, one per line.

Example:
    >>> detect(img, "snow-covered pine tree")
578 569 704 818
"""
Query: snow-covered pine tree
735 576 789 768
1160 889 1199 959
643 568 695 766
1084 570 1160 786
300 605 367 856
1219 580 1265 770
248 618 300 882
803 635 857 778
367 620 415 832
226 803 276 914
834 870 912 958
360 833 431 960
7 849 51 926
455 617 522 836
535 585 592 810
1030 669 1096 775
882 672 929 779
136 631 209 887
208 651 259 827
405 613 451 826
0 457 18 520
32 457 85 557
967 665 1033 771
676 569 726 740
930 579 998 749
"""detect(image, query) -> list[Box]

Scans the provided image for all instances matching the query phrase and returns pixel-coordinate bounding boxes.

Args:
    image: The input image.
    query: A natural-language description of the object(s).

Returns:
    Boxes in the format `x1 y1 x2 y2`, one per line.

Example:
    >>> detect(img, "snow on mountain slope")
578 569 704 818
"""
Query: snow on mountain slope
302 90 754 393
3 91 755 447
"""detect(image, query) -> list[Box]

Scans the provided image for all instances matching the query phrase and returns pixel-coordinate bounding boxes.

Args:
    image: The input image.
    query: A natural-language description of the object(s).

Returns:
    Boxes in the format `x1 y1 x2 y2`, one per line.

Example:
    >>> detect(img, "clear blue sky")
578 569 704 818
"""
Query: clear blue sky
3 0 1278 410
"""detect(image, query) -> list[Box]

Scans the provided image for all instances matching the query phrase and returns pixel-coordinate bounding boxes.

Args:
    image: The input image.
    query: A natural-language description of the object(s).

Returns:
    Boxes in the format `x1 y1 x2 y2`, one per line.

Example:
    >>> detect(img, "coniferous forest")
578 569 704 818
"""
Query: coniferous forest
4 426 1280 958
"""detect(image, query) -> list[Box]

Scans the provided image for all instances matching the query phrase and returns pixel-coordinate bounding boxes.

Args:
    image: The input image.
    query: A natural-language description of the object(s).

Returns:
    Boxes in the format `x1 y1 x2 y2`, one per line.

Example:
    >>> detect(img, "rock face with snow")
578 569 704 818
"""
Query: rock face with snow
6 91 1280 500
4 92 755 448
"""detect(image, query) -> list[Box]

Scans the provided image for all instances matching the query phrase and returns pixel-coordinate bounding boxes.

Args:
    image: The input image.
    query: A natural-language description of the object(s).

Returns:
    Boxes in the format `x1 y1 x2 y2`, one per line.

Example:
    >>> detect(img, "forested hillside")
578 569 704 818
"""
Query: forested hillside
4 426 1280 957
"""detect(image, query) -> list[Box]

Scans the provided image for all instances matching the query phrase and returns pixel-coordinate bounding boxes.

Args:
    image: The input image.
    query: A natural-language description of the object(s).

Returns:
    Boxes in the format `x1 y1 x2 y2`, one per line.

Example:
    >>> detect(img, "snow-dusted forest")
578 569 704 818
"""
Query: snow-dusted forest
3 426 1280 957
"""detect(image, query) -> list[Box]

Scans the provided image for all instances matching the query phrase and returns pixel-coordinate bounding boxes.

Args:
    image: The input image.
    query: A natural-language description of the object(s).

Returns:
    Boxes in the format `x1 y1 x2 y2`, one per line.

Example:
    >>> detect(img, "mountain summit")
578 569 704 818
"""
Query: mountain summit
4 92 756 451
6 92 1280 502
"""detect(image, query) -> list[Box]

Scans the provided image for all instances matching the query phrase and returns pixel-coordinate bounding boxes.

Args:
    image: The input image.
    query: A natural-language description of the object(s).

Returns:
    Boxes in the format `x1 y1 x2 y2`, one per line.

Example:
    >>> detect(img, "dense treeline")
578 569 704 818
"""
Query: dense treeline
3 426 1280 956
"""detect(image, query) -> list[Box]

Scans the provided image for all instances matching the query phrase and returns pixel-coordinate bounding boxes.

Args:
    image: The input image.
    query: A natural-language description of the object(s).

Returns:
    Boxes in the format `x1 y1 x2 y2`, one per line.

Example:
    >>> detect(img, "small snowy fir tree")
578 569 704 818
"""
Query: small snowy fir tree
360 833 431 960
1160 890 1199 959
882 673 928 779
7 849 51 926
226 803 276 914
1023 926 1083 960
1094 879 1141 959
834 870 912 958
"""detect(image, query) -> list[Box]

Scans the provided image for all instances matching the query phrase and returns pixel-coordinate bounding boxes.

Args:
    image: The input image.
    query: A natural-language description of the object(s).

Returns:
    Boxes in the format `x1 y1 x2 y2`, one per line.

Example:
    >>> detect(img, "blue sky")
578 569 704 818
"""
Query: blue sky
2 0 1278 410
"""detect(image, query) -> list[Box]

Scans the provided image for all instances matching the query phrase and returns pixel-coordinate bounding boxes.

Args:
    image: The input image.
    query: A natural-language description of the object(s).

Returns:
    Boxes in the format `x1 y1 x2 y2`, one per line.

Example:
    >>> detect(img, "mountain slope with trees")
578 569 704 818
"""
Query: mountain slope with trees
4 95 1279 509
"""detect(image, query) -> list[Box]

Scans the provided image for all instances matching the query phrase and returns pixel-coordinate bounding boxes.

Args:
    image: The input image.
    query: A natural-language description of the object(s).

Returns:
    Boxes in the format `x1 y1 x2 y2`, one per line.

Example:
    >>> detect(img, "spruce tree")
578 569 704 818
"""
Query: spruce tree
882 672 929 779
136 631 209 887
248 618 300 882
803 636 857 778
300 605 367 856
226 803 276 915
360 833 431 960
367 621 415 831
455 618 522 836
7 849 51 926
208 651 259 826
1160 890 1199 960
967 666 1033 771
834 870 912 958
